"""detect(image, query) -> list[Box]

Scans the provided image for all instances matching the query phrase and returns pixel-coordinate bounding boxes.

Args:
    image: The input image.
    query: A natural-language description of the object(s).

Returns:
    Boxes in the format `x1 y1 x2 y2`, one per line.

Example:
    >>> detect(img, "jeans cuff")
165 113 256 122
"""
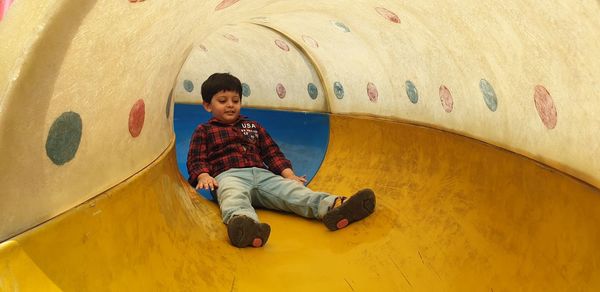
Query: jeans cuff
317 195 337 219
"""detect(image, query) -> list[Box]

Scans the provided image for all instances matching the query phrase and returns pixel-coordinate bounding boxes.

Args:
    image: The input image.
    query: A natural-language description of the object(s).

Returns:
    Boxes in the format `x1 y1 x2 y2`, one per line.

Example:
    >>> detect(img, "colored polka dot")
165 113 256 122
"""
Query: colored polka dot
166 91 173 119
242 83 251 97
533 85 558 129
183 80 194 92
480 79 498 112
334 82 344 99
331 20 351 32
367 82 378 103
223 34 239 42
302 35 319 48
46 111 82 165
405 80 419 104
276 83 286 99
129 99 145 138
215 0 239 11
439 85 454 113
275 39 290 51
307 83 318 99
375 7 401 24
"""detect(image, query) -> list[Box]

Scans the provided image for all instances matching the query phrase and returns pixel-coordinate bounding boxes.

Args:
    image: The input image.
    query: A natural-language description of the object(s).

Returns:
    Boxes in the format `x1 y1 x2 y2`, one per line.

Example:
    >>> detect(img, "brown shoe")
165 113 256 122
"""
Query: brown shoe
322 189 376 231
227 215 271 248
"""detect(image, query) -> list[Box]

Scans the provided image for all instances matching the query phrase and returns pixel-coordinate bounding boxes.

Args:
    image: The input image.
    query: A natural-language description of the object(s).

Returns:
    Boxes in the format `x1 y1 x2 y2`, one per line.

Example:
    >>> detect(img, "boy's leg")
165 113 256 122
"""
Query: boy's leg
253 168 376 231
322 189 376 231
215 168 270 248
215 169 258 223
252 168 337 219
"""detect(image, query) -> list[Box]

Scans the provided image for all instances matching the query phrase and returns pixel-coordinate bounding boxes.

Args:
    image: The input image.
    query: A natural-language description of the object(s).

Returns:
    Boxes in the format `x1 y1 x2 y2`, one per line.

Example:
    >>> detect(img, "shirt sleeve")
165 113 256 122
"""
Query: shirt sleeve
257 123 292 175
187 125 211 186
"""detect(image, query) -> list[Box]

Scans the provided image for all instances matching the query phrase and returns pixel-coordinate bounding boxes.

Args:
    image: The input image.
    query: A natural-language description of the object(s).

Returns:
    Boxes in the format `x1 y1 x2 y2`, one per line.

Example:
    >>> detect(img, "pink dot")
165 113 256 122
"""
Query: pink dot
223 34 239 42
367 82 378 103
302 35 319 48
129 99 145 137
276 83 286 99
375 7 401 24
275 39 290 51
439 85 454 113
533 85 558 129
215 0 239 11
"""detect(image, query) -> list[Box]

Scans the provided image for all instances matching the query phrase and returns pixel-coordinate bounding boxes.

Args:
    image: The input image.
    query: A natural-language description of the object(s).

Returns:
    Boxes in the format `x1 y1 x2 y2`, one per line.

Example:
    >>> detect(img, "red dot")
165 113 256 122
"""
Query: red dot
533 85 558 129
375 7 401 24
129 99 145 137
367 82 378 102
337 219 349 229
215 0 239 11
275 39 290 51
439 85 454 113
276 83 286 99
252 238 262 247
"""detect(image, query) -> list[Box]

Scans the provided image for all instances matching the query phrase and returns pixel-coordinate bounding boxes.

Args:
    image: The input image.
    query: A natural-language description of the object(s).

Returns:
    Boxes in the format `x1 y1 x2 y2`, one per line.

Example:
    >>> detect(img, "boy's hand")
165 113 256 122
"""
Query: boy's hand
287 175 307 185
281 168 307 185
196 173 218 191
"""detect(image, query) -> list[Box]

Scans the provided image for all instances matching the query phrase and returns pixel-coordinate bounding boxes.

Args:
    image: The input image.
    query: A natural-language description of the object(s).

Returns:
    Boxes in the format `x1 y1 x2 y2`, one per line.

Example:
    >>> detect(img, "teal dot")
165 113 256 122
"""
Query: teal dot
183 80 194 92
333 21 351 32
46 112 83 165
307 83 318 99
242 83 251 97
480 79 498 112
334 82 344 99
405 80 419 104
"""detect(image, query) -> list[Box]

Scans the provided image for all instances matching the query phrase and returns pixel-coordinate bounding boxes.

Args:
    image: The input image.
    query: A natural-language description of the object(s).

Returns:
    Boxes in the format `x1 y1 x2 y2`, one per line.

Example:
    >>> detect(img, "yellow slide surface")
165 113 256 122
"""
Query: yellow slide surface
2 115 599 291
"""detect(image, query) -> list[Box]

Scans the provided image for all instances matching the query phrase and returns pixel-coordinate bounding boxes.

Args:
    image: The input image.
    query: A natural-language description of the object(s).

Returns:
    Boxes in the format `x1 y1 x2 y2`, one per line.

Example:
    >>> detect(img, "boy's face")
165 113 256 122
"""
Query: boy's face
203 90 241 124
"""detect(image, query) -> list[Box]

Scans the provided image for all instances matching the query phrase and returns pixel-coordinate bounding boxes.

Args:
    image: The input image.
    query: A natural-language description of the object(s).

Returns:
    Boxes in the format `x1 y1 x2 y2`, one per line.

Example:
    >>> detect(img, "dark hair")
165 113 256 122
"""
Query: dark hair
200 73 243 103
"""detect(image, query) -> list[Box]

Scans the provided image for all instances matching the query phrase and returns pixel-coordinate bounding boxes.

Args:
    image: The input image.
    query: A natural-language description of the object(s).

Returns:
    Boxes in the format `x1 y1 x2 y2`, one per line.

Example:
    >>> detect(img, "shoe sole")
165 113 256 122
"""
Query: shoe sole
227 216 271 248
323 189 376 231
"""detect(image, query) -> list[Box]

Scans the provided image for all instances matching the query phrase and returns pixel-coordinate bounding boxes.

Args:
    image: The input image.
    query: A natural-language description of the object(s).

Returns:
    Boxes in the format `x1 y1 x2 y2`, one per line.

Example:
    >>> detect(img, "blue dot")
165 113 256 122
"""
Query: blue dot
307 83 318 99
480 79 498 112
405 80 419 104
46 112 83 165
333 21 351 32
334 82 344 99
242 83 251 97
183 80 194 93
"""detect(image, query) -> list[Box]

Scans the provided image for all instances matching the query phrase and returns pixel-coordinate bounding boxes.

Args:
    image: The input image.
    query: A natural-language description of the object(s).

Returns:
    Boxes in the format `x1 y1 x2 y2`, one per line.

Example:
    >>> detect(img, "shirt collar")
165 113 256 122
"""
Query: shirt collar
208 115 248 126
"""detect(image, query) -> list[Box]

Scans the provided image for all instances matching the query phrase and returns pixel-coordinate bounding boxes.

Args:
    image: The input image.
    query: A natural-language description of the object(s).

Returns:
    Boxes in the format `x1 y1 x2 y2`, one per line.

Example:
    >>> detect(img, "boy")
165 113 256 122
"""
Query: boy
187 73 376 248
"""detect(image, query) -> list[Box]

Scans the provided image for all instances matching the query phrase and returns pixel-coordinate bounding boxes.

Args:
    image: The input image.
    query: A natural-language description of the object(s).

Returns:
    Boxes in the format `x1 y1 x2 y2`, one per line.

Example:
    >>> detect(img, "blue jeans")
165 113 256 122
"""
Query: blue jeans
214 167 337 224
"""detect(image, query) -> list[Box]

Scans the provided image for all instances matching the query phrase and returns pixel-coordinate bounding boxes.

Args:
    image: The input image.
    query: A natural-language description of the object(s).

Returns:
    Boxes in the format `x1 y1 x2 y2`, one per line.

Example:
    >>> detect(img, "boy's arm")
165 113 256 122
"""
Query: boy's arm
257 123 293 174
186 125 212 187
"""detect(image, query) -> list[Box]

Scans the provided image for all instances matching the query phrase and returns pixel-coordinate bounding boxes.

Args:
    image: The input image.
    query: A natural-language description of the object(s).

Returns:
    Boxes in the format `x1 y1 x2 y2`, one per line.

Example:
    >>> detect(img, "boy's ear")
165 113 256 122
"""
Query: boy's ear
202 101 212 112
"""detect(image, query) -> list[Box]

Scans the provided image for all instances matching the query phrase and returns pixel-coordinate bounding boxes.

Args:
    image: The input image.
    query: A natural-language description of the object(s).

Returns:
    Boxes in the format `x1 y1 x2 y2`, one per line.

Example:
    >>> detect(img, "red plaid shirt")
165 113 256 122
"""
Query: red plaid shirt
187 116 292 186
